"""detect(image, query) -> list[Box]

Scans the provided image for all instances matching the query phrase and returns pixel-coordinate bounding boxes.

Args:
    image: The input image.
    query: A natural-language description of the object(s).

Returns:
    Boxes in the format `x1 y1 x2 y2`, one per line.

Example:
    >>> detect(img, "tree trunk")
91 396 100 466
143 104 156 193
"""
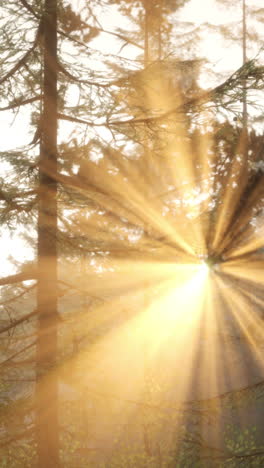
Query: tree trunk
143 0 149 66
36 0 59 466
242 0 247 128
242 0 248 171
142 0 151 185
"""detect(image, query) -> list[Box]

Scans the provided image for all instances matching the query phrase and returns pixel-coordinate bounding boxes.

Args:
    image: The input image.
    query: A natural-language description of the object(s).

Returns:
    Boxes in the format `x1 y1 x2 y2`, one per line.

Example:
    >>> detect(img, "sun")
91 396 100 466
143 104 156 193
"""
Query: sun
199 260 210 275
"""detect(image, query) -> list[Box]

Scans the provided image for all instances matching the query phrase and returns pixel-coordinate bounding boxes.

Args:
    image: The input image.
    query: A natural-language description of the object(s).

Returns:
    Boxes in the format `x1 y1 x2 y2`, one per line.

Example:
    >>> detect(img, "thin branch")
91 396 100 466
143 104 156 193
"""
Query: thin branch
91 25 144 50
0 340 36 367
19 0 39 19
0 95 42 111
0 270 36 286
58 26 142 57
0 310 37 335
0 188 38 213
58 279 105 302
57 112 103 126
57 62 111 88
0 283 36 305
0 47 36 85
58 29 90 50
0 20 42 85
0 189 38 200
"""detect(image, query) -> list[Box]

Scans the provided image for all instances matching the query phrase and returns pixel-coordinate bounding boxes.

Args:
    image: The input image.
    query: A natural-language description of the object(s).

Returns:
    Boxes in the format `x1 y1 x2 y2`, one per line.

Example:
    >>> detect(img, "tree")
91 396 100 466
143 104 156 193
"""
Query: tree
35 0 59 466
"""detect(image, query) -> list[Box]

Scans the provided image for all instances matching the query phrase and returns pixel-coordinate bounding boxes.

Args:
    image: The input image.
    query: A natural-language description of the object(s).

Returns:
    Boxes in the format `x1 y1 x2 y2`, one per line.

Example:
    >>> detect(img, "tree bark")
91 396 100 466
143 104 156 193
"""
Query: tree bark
36 0 59 466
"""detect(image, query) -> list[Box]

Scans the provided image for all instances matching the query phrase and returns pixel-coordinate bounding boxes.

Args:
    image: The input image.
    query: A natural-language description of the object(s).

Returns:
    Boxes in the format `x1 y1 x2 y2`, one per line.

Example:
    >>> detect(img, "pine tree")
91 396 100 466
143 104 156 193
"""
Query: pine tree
35 0 59 465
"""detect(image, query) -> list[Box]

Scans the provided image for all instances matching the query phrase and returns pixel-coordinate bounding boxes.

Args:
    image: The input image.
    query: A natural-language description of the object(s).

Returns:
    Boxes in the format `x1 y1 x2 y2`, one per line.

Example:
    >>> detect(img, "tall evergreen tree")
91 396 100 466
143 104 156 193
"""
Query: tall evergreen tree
35 0 59 465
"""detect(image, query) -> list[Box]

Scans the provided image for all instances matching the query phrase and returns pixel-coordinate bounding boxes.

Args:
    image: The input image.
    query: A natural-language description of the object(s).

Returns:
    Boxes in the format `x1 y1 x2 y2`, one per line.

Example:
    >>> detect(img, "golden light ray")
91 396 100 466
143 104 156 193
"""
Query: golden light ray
135 66 209 255
210 130 248 253
59 258 205 298
158 123 204 254
32 55 264 464
241 286 264 315
57 259 213 368
34 226 264 464
182 275 227 450
222 258 264 288
71 140 198 255
197 275 220 394
187 272 248 453
59 261 210 355
219 283 264 442
214 272 264 368
209 274 264 434
227 228 264 259
53 259 213 456
189 116 217 252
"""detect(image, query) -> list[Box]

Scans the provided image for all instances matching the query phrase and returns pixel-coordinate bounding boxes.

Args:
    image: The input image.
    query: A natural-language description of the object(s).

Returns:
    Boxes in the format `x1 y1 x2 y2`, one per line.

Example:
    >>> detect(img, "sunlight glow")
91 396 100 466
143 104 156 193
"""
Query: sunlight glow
199 260 210 275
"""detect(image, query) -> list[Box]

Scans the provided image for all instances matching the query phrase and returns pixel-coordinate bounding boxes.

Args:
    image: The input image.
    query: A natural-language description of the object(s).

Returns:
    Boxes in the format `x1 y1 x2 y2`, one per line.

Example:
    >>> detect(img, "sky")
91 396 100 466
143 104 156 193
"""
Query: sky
89 0 263 71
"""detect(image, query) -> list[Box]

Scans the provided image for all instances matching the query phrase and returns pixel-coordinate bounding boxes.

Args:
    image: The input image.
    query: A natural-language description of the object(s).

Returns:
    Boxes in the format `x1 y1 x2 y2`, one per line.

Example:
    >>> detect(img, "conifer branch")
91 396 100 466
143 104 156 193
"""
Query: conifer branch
0 95 42 111
0 20 43 85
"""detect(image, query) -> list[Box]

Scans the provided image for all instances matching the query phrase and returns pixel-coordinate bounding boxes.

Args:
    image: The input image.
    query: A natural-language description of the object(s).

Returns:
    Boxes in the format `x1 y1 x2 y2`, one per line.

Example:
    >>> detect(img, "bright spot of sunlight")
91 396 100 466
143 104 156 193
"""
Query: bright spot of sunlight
199 260 210 275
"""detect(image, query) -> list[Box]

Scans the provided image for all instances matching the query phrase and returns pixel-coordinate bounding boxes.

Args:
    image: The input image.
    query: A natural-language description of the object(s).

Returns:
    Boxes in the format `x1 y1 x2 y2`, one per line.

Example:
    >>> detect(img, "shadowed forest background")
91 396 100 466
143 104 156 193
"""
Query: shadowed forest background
1 0 264 466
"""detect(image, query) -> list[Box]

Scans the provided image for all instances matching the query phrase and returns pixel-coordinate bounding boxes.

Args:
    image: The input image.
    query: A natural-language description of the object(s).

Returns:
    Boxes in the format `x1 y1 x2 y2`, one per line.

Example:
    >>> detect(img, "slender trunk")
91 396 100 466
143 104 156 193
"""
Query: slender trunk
242 0 248 170
242 0 247 127
158 25 162 61
143 1 151 185
144 0 149 66
36 0 59 466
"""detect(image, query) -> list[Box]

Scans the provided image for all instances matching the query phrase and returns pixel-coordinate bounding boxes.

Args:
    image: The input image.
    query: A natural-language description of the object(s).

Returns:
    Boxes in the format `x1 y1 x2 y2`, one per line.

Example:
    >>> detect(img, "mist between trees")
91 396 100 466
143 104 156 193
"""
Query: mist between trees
1 0 264 466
